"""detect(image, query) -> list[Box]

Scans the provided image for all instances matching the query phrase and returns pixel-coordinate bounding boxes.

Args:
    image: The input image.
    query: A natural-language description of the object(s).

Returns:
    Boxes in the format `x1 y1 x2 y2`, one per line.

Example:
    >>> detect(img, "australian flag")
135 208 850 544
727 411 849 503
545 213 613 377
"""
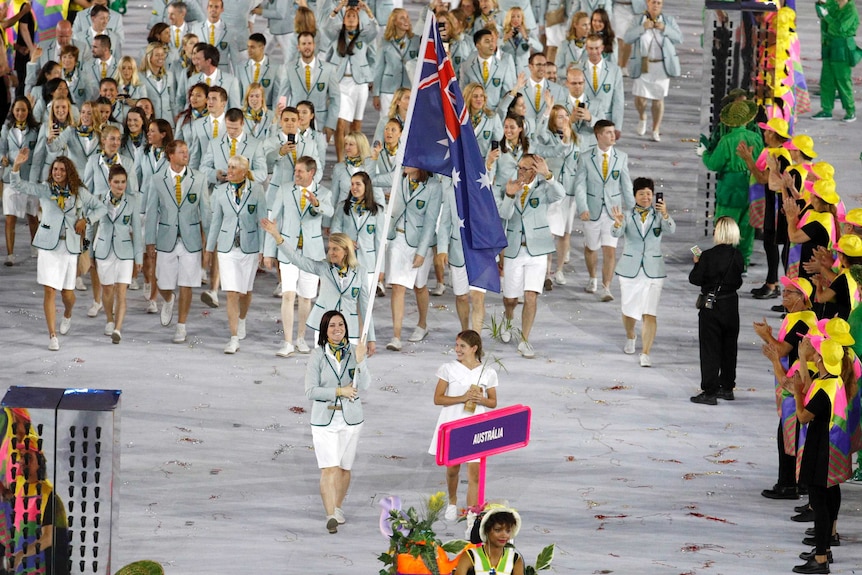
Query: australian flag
402 12 508 293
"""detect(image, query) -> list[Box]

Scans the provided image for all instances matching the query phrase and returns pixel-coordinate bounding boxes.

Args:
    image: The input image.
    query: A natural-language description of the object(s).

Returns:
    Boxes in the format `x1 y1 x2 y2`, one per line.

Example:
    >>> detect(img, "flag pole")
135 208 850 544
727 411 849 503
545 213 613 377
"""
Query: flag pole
358 10 437 360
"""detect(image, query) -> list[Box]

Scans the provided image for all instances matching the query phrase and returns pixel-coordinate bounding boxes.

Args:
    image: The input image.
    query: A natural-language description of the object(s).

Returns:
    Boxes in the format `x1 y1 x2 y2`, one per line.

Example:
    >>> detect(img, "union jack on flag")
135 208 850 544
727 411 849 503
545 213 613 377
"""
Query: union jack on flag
401 12 508 293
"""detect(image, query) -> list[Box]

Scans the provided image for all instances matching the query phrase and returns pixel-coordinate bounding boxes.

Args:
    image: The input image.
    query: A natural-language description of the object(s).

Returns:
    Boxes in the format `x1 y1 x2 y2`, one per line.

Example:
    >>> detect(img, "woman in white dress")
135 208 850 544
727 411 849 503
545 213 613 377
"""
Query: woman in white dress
429 330 498 521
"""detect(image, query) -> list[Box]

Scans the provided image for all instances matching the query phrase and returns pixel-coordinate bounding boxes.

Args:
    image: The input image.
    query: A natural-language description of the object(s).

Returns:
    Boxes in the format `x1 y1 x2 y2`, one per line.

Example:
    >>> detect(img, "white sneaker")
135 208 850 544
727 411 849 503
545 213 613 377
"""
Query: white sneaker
201 269 209 285
4 254 15 267
624 338 636 355
431 283 446 296
651 131 661 142
104 322 115 336
59 316 72 335
639 353 652 367
224 336 240 354
585 277 598 293
295 338 310 353
637 118 647 136
445 504 457 521
173 324 187 343
111 330 122 344
146 299 158 314
87 300 103 317
553 269 566 285
386 337 402 351
237 318 247 340
272 282 282 297
129 278 140 290
201 290 219 308
276 341 295 357
600 286 614 302
160 295 175 326
48 336 60 351
30 246 38 258
76 277 87 291
500 320 512 343
518 340 535 358
334 507 346 525
408 326 428 342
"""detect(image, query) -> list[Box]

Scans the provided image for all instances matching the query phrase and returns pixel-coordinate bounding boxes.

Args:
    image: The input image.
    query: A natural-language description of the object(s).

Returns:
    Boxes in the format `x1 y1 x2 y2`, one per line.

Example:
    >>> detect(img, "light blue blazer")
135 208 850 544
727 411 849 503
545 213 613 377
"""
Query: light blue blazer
436 182 467 267
206 180 267 254
372 36 420 96
472 113 504 157
612 207 675 278
331 200 384 272
459 53 517 111
323 18 379 85
261 0 294 36
178 70 241 110
236 57 283 108
83 153 138 202
265 182 334 261
274 240 376 341
580 59 625 130
574 145 634 220
145 167 211 252
199 134 268 185
141 72 175 125
305 345 370 426
0 125 39 183
266 131 324 184
47 129 102 181
623 12 683 79
189 21 238 72
12 173 106 253
134 146 169 213
498 80 568 124
496 176 564 258
93 195 144 264
387 176 442 254
280 59 342 131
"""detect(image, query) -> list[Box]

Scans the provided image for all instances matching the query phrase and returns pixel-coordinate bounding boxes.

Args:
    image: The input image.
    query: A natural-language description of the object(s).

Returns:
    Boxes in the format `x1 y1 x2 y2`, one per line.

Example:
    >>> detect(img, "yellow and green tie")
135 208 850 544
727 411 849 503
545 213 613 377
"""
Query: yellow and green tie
212 118 219 138
175 175 182 204
482 60 489 82
520 185 529 208
209 24 215 45
305 65 311 91
253 62 260 83
535 84 541 110
602 152 608 180
230 138 237 157
592 65 598 91
101 61 107 78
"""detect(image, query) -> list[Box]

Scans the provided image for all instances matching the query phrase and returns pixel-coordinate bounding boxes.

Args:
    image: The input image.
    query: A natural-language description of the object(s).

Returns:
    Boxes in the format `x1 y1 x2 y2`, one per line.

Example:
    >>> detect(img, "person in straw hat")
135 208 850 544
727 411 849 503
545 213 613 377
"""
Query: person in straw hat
701 99 763 270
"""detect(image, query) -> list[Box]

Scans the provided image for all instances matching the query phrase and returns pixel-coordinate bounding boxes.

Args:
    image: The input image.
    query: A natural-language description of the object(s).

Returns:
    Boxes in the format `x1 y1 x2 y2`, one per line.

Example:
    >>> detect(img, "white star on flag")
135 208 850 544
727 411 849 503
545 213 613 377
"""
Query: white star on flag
477 169 493 190
451 167 461 187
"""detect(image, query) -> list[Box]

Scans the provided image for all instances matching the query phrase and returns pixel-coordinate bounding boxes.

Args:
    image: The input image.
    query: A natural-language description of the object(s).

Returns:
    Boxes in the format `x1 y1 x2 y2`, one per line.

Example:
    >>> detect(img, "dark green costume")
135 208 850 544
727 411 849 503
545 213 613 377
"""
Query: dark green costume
815 0 859 119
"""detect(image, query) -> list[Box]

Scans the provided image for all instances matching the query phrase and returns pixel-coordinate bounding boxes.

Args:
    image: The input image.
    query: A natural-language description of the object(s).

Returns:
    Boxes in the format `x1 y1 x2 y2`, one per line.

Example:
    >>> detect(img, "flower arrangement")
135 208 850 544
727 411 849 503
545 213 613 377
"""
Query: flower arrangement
378 492 469 575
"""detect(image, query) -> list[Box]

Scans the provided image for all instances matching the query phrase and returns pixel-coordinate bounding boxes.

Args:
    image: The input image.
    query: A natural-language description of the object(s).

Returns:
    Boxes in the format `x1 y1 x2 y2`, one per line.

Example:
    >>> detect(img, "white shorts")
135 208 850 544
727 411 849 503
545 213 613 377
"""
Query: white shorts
279 261 319 299
96 253 133 285
619 274 664 319
612 4 635 38
545 23 566 48
387 233 433 289
3 186 39 218
338 76 370 123
548 195 577 237
502 249 546 298
311 413 363 470
218 249 258 294
583 214 619 250
37 245 77 291
156 241 202 290
379 93 394 118
450 264 487 297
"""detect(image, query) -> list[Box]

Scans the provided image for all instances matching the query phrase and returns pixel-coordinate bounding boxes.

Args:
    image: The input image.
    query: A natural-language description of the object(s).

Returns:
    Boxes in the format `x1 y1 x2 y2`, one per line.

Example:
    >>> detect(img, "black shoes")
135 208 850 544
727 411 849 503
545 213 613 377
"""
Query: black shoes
690 392 718 405
716 388 735 401
795 504 811 513
753 285 780 299
761 484 799 500
792 508 815 522
771 304 786 313
799 549 833 564
802 534 840 547
792 557 830 574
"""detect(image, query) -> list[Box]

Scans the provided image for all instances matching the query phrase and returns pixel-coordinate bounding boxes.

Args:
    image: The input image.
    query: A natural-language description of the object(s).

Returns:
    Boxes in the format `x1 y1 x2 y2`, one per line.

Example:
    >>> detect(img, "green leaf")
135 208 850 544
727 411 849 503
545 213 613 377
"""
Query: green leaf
534 544 556 571
441 540 469 554
524 568 536 575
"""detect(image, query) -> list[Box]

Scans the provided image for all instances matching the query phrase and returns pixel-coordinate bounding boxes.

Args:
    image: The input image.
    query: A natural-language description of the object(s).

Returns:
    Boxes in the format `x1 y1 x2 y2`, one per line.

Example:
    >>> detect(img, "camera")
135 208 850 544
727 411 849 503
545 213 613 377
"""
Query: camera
287 133 296 144
704 292 717 310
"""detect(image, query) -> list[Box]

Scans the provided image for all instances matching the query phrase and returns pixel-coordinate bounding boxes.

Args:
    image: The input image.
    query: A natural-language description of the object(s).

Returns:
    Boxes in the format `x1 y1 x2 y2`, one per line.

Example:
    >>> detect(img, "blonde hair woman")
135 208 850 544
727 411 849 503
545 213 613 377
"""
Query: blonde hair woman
372 9 419 115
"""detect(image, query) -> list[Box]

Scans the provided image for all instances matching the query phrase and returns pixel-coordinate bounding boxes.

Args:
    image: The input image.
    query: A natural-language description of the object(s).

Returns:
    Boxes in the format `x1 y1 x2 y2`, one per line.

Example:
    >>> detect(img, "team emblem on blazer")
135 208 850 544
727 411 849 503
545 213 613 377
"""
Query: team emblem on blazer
356 41 363 49
483 130 491 139
529 198 539 208
261 78 271 88
28 141 36 150
123 215 131 225
188 193 197 204
351 287 360 298
349 368 355 379
611 170 620 180
317 82 325 92
77 88 86 97
410 50 418 58
653 228 662 237
366 224 375 234
492 78 501 87
219 41 228 50
247 204 257 214
416 199 426 209
603 84 611 93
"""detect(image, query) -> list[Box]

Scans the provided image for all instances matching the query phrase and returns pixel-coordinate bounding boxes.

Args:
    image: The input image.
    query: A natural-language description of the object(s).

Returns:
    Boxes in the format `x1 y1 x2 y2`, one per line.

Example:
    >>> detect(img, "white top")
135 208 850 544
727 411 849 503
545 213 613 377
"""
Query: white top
428 360 498 456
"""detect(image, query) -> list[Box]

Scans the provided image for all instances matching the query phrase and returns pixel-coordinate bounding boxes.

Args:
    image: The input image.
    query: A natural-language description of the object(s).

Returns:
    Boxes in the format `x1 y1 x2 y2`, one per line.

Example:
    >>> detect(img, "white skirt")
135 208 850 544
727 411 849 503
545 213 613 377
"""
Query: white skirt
37 244 78 291
619 273 664 319
217 249 258 294
3 185 39 218
633 66 670 100
96 252 133 285
547 195 577 237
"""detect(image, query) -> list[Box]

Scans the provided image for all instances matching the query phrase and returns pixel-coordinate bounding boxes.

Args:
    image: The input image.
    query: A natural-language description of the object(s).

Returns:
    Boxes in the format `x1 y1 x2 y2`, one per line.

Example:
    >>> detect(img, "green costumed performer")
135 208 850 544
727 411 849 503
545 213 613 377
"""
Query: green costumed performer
812 0 860 122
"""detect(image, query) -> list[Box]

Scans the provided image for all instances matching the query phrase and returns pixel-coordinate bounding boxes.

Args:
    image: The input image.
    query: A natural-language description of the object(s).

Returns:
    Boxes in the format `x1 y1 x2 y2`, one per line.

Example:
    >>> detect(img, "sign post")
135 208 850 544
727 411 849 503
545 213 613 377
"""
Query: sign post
435 404 531 506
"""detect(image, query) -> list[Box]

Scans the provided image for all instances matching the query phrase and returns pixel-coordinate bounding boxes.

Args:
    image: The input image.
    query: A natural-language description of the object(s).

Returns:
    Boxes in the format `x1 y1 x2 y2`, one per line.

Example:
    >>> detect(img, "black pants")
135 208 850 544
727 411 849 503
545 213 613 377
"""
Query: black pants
698 296 739 394
808 484 840 555
776 421 798 487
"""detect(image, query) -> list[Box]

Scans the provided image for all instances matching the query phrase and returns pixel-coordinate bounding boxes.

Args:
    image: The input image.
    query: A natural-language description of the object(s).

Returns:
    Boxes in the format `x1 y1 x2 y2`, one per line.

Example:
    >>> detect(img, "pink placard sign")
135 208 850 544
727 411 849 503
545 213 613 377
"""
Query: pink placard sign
436 404 531 466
